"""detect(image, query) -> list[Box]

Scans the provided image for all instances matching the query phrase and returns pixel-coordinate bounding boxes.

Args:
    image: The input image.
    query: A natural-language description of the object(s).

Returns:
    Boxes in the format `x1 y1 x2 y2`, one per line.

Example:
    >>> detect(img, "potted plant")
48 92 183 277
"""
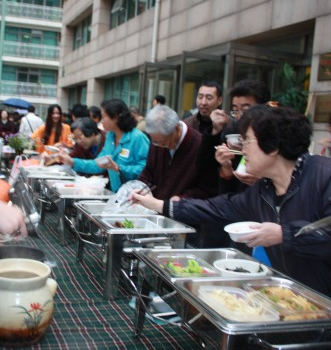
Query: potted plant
7 133 33 154
272 62 309 114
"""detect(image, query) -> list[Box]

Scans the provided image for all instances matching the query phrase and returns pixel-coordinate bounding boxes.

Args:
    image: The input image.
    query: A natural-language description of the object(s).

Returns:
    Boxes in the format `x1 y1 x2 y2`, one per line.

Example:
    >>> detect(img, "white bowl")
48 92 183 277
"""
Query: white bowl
225 134 242 147
213 258 269 278
96 155 112 166
45 145 60 153
224 221 259 242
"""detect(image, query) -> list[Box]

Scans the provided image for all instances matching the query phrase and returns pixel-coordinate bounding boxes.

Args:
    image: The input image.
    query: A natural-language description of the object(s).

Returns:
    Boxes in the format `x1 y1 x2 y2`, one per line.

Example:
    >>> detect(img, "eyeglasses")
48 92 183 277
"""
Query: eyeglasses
229 110 243 118
238 137 258 147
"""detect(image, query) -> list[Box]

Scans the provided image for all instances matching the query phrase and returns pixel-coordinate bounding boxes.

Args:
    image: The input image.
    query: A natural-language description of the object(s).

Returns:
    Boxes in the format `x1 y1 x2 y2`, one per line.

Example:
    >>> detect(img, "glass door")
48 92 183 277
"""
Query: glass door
179 51 226 118
139 62 179 115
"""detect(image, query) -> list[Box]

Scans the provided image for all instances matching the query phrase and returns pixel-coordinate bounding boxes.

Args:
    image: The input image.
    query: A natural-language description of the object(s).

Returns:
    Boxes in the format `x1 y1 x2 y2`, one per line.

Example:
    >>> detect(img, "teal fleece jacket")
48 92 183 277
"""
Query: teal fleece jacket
72 128 150 192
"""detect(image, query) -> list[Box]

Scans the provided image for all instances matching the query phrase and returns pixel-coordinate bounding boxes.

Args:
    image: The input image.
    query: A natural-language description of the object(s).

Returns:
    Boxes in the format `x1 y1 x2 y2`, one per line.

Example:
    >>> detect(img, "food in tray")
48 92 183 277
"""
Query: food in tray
165 259 215 276
114 218 135 228
213 258 269 277
198 286 279 322
255 286 329 320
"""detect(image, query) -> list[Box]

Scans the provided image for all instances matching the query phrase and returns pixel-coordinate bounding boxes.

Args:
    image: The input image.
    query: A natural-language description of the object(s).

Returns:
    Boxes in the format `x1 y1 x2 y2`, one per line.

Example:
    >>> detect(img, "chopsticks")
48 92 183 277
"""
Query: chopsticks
214 146 243 155
119 183 157 207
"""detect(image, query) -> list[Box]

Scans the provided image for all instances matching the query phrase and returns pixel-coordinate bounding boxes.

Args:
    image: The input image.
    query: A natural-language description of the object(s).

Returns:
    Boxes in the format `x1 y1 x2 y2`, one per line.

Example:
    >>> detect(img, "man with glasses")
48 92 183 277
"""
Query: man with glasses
138 104 212 201
215 79 271 192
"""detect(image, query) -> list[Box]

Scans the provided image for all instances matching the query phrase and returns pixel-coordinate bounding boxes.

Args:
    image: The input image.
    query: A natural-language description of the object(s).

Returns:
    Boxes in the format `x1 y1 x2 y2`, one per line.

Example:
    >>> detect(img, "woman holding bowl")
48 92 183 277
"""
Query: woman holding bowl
59 99 150 192
132 105 331 297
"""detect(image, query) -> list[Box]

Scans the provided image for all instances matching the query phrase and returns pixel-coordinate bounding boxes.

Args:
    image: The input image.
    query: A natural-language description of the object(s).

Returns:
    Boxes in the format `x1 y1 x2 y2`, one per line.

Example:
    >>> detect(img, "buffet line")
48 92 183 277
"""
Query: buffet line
5 164 331 349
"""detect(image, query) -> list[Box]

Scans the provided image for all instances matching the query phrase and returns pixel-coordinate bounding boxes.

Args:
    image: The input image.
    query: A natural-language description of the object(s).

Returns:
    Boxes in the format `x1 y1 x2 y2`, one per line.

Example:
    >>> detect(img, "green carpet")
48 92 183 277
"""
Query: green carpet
1 209 200 350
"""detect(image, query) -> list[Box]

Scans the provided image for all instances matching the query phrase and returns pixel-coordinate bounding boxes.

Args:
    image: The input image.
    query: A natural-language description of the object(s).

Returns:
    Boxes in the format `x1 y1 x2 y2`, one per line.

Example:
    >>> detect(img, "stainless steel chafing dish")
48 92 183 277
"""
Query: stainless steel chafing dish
73 200 196 300
131 248 331 350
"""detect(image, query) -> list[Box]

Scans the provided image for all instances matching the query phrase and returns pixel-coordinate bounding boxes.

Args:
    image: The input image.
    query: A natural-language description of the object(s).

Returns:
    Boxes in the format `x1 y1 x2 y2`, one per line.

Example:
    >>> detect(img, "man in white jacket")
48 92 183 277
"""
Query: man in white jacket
19 105 44 137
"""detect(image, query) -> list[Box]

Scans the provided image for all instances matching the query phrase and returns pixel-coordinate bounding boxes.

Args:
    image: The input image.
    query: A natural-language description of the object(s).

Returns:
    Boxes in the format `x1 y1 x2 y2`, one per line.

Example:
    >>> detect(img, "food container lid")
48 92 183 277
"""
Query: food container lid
198 285 280 322
243 281 331 321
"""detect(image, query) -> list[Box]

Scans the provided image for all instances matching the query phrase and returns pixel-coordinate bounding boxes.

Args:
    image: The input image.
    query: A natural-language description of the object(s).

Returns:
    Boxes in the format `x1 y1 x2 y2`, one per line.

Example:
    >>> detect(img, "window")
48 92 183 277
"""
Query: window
104 72 139 107
110 0 155 29
5 27 59 46
9 0 62 7
73 15 92 50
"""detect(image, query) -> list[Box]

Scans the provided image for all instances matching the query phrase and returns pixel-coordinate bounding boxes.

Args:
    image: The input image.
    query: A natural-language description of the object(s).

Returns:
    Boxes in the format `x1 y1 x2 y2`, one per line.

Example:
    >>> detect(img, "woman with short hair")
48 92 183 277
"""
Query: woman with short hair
132 105 331 296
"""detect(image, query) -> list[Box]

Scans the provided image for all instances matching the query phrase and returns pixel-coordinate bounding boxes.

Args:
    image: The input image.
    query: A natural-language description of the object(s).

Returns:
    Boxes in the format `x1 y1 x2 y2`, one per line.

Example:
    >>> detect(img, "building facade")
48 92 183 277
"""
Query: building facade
0 0 62 118
59 0 331 149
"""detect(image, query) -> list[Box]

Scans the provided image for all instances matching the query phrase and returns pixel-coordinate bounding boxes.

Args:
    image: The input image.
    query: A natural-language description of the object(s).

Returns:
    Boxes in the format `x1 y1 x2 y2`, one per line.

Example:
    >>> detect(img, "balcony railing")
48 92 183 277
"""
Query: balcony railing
0 2 62 22
3 41 60 61
1 81 57 98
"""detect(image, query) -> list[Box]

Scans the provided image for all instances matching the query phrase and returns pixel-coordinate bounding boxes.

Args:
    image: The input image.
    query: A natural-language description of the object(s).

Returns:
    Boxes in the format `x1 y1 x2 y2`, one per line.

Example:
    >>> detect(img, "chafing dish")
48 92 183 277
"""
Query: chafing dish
132 248 331 349
40 181 113 245
73 201 196 301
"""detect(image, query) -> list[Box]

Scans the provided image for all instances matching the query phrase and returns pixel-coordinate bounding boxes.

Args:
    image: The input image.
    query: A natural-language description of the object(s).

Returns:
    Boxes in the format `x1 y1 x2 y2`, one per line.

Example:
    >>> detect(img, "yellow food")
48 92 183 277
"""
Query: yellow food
259 286 329 320
205 289 263 316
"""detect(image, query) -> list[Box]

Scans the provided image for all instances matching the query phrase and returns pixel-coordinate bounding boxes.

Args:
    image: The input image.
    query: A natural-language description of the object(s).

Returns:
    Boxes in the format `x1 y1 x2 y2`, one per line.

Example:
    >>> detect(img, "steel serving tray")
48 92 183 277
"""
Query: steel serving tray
134 248 269 282
174 277 331 334
243 278 331 321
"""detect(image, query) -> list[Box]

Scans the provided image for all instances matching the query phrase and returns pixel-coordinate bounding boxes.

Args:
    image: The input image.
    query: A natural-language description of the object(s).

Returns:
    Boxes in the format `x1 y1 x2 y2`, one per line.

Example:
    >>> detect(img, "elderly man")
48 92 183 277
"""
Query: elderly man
138 105 211 200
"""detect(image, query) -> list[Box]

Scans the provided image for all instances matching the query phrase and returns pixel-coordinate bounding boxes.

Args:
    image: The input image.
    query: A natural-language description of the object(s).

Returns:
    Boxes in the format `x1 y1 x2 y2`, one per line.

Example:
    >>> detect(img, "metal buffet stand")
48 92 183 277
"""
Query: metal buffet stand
72 201 196 300
39 180 113 246
131 248 331 350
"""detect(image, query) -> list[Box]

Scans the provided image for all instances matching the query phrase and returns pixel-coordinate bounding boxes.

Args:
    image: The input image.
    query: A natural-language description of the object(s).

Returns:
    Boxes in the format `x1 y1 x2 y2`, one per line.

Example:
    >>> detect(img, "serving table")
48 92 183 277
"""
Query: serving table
0 211 199 350
40 180 113 246
132 248 331 350
72 201 196 301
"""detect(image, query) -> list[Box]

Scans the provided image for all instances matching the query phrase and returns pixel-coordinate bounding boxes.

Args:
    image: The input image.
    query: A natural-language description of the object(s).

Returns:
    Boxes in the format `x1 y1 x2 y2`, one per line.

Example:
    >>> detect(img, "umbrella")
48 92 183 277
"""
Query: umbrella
2 98 32 109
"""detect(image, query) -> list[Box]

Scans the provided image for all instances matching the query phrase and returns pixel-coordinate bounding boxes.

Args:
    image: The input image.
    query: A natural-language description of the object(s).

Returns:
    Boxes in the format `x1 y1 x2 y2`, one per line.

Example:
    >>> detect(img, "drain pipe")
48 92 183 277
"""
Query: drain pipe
151 0 161 63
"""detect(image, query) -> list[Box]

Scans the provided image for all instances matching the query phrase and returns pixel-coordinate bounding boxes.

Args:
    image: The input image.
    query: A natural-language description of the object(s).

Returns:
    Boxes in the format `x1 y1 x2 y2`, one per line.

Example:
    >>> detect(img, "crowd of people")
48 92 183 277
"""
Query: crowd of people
1 86 331 299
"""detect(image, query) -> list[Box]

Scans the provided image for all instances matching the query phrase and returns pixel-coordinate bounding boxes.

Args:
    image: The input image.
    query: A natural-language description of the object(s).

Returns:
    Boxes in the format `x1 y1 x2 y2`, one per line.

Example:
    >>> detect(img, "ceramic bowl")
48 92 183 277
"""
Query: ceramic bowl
213 258 269 277
224 221 259 242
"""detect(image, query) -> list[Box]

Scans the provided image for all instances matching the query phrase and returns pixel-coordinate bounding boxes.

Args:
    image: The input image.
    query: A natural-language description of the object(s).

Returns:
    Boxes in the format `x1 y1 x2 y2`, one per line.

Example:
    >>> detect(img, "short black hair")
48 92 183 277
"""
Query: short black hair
154 95 166 104
230 79 270 104
71 103 89 119
71 117 100 137
101 99 137 132
89 106 101 121
239 105 312 160
199 81 222 97
27 105 35 113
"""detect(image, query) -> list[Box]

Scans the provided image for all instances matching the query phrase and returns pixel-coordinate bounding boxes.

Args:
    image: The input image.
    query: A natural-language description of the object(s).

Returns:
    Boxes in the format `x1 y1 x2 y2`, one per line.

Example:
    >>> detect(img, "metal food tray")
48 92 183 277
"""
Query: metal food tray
134 248 266 282
243 279 331 321
74 200 108 215
98 215 196 235
153 253 219 278
174 277 331 334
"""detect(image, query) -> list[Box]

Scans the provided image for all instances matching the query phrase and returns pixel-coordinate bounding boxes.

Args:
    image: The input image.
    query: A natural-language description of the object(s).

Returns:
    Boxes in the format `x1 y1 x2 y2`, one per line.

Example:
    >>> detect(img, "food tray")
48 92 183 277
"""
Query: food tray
102 217 160 230
153 253 219 278
243 279 331 321
74 200 108 215
96 215 195 235
198 285 279 322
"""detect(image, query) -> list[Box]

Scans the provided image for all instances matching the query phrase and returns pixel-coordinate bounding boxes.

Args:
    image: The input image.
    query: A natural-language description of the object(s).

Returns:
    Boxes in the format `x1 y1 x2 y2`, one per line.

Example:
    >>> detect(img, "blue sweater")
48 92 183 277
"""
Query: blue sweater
73 128 150 192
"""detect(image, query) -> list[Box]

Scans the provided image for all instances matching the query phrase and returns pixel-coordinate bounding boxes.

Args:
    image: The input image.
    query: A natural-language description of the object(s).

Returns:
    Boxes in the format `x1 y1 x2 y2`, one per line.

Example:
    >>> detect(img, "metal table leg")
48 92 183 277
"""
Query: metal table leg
104 234 124 300
58 198 67 246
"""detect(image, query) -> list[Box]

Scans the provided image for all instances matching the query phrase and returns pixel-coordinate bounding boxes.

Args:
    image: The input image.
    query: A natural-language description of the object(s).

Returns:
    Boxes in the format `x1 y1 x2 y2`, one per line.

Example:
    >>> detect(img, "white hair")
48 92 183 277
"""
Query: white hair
145 105 179 135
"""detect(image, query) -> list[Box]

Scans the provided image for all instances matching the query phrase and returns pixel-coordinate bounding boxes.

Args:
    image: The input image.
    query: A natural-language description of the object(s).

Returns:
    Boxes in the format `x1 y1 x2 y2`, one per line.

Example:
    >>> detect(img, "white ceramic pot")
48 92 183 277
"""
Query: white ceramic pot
0 258 57 347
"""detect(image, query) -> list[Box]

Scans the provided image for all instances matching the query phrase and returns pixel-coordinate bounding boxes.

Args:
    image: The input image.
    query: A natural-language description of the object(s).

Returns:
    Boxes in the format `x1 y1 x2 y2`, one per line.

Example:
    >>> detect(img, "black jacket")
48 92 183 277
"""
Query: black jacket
170 153 331 296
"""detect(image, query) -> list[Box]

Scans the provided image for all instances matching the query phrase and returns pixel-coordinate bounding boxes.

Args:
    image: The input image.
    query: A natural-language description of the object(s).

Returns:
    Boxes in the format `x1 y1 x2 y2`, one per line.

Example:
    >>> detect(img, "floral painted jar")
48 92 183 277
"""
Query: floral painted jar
0 258 57 347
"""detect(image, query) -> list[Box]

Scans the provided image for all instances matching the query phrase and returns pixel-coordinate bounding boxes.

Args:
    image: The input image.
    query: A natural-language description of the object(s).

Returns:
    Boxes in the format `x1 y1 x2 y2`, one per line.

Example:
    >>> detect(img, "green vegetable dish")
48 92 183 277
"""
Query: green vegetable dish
165 259 213 276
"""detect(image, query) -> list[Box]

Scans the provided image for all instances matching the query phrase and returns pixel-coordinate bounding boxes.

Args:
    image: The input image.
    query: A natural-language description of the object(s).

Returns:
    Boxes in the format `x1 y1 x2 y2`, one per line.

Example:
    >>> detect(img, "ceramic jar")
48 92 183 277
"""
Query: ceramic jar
0 258 57 347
